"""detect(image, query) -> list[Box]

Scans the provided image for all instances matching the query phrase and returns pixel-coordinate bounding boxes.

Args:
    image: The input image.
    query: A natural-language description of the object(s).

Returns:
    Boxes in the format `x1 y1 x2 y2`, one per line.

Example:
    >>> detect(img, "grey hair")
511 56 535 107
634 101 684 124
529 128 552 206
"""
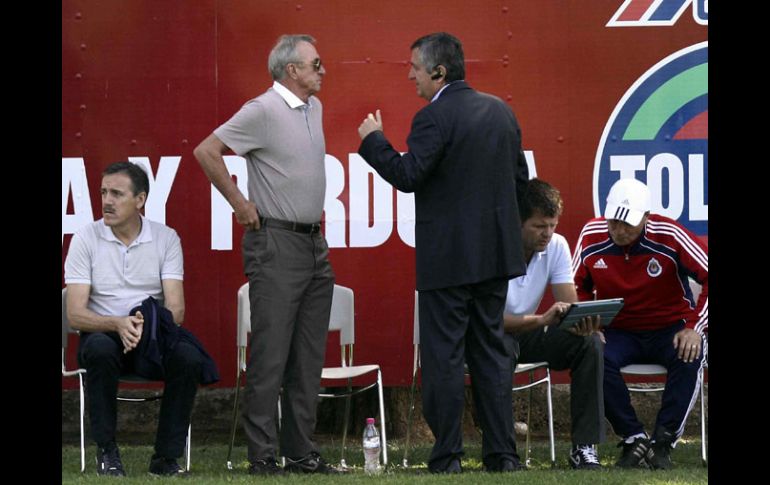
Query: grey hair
410 32 465 82
268 34 316 81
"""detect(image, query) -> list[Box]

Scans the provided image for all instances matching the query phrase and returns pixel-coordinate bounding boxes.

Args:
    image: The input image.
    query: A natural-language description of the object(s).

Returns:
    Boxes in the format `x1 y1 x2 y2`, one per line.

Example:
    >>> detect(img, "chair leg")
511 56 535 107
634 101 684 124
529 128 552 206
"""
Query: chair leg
340 380 352 468
403 365 418 468
377 369 388 466
278 393 285 467
79 373 86 473
185 424 191 471
700 372 707 466
226 364 243 470
545 369 555 466
525 371 533 467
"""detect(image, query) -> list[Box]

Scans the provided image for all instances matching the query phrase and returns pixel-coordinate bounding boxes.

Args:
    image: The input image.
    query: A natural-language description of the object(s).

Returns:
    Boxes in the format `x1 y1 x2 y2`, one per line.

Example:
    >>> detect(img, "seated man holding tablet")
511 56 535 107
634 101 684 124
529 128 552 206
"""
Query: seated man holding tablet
503 179 606 470
573 178 707 470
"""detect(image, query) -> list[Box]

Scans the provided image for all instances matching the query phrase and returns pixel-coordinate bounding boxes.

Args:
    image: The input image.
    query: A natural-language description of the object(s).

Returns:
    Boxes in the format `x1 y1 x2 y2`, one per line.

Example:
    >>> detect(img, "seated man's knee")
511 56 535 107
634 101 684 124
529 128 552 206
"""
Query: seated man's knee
80 333 121 366
602 344 626 370
585 332 604 357
166 341 204 373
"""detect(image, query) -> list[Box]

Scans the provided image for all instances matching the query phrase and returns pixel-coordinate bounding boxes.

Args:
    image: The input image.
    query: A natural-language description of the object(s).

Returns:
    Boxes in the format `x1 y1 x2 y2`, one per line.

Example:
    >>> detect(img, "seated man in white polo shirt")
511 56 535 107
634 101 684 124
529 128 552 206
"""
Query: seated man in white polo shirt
504 178 605 469
64 162 213 477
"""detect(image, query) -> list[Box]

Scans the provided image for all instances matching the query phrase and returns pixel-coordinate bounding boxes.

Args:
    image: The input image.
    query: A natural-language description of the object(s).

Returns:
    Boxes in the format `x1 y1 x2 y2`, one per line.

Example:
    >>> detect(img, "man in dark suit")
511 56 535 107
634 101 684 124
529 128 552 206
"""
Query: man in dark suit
357 32 529 473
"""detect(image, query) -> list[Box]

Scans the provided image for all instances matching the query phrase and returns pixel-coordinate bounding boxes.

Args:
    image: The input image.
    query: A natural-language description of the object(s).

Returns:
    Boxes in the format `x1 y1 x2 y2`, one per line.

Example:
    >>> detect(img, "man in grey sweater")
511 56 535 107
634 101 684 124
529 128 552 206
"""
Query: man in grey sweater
194 34 336 475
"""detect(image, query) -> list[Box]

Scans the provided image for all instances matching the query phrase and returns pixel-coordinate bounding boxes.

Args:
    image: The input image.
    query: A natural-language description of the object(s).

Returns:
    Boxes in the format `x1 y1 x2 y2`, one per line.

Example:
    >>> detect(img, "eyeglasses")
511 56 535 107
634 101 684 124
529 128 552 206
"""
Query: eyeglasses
294 58 323 72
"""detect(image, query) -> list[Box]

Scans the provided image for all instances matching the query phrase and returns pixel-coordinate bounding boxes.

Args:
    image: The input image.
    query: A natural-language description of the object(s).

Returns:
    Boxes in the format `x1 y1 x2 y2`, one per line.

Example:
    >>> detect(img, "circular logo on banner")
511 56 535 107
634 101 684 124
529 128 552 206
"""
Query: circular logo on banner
593 42 708 236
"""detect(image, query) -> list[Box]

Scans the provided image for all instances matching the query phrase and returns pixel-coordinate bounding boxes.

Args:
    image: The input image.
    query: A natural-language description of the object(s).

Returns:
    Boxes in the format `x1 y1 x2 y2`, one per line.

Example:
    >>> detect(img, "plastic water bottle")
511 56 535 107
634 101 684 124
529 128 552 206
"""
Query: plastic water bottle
362 417 381 474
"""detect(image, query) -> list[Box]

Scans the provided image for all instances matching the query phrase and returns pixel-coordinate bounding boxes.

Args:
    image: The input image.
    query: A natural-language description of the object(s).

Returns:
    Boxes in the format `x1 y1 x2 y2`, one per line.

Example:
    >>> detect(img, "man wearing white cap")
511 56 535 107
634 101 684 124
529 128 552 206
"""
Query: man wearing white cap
572 178 708 470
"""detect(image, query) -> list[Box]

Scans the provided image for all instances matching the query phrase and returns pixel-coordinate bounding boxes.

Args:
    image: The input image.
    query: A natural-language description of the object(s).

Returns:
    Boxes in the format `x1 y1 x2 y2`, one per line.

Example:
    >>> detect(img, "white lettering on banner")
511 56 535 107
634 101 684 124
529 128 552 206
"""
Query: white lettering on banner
396 190 415 248
348 154 394 248
609 153 707 221
647 153 684 219
688 154 708 220
524 150 537 178
128 156 181 225
211 156 248 250
63 150 538 249
62 157 94 244
610 155 646 180
324 154 347 248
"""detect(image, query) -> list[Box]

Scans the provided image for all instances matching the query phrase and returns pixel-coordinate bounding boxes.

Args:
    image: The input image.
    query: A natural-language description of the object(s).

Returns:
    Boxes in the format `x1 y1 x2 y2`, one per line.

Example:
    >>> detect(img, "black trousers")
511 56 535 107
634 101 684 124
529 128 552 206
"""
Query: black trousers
513 327 606 445
419 277 516 471
79 332 203 458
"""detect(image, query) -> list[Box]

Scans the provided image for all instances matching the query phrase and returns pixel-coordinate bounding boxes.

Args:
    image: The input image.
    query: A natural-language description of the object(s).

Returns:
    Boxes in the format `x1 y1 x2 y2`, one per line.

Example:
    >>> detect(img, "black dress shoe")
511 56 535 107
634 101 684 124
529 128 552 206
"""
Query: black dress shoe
248 458 284 475
284 452 340 474
499 457 525 472
431 458 462 473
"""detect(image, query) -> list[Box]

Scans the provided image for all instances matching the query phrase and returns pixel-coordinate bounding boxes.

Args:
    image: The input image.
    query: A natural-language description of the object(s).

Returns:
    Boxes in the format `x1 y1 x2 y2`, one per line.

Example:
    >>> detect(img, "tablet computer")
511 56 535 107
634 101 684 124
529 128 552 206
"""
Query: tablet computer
558 298 624 329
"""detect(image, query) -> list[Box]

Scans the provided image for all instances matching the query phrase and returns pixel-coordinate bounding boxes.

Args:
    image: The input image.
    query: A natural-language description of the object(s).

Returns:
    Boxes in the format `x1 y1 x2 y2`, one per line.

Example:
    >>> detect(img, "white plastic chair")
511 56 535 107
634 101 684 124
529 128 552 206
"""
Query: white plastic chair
619 279 707 466
319 284 388 468
512 361 556 466
403 291 555 467
226 283 387 469
62 288 87 472
62 288 191 472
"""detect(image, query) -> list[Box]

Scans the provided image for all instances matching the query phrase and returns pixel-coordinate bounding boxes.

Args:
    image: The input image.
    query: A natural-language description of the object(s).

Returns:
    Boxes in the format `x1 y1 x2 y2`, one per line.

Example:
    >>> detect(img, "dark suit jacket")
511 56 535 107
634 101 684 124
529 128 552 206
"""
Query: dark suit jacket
358 81 529 290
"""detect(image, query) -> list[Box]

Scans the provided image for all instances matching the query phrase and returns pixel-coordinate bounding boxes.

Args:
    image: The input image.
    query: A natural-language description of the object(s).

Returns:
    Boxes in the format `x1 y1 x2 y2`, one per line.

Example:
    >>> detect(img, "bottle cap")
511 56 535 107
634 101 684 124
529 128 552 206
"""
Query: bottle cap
366 417 375 424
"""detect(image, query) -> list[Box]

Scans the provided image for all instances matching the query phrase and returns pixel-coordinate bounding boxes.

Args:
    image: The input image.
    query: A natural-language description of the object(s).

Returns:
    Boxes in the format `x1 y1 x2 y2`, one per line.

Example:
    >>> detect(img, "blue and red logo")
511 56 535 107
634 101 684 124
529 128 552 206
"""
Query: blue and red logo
593 42 707 235
607 0 708 27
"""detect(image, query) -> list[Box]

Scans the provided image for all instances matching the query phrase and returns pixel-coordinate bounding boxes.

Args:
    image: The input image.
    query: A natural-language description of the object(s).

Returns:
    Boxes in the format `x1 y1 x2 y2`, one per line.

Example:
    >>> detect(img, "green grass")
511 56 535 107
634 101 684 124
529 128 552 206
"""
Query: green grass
62 438 708 484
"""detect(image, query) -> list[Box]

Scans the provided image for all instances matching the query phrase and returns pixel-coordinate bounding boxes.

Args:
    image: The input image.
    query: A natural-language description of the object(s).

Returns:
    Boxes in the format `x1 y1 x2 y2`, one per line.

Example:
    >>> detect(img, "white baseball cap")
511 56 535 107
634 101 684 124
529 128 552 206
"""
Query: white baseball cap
604 178 651 226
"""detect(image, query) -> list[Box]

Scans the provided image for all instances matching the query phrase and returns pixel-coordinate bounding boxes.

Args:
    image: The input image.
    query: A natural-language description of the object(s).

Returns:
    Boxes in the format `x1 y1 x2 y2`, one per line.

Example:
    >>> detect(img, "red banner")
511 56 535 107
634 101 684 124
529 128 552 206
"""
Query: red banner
62 1 707 386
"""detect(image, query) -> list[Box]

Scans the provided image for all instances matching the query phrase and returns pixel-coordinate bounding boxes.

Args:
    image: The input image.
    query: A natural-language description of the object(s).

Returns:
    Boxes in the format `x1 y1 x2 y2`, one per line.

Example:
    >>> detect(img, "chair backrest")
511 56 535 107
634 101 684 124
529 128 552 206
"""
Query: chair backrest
236 282 250 348
329 284 355 346
235 282 355 346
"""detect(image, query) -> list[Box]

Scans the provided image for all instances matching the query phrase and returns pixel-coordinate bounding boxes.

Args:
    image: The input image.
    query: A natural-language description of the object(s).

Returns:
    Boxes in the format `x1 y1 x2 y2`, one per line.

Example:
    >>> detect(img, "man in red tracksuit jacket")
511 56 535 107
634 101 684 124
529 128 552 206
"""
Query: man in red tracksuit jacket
572 178 707 470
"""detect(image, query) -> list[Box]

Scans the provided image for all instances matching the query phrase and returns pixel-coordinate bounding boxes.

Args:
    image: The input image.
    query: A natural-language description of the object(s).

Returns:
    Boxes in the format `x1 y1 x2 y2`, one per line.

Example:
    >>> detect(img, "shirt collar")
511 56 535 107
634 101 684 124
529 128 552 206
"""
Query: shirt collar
431 80 462 102
98 215 152 246
273 81 309 109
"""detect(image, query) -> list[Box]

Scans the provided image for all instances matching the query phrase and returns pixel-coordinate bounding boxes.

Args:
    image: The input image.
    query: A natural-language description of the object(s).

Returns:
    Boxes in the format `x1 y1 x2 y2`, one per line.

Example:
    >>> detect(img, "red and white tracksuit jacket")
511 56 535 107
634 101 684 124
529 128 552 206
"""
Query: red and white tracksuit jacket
571 214 708 335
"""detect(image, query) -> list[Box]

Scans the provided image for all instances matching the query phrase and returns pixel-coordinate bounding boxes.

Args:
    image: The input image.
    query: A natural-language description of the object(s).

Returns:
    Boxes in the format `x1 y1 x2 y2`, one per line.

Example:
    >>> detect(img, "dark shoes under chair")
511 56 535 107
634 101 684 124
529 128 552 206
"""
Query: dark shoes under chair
248 458 285 476
96 445 126 477
283 451 341 474
96 444 186 477
616 428 677 470
649 428 675 470
569 444 602 470
616 436 654 468
148 455 186 476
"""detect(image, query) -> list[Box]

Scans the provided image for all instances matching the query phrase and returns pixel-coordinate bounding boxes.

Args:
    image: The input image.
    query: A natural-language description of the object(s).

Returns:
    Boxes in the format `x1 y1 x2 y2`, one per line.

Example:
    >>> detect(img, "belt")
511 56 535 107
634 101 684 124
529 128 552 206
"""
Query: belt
259 217 321 234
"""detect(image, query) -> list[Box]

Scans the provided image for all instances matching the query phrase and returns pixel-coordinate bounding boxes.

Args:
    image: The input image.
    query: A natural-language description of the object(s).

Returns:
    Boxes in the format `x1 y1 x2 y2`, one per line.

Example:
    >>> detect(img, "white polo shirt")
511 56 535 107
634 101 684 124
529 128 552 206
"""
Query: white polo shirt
504 233 573 316
64 216 183 318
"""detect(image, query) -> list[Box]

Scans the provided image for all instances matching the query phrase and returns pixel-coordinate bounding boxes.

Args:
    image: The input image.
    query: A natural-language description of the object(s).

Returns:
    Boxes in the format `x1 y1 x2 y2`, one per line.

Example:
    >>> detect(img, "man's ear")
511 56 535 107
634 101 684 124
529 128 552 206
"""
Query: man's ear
135 192 147 211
